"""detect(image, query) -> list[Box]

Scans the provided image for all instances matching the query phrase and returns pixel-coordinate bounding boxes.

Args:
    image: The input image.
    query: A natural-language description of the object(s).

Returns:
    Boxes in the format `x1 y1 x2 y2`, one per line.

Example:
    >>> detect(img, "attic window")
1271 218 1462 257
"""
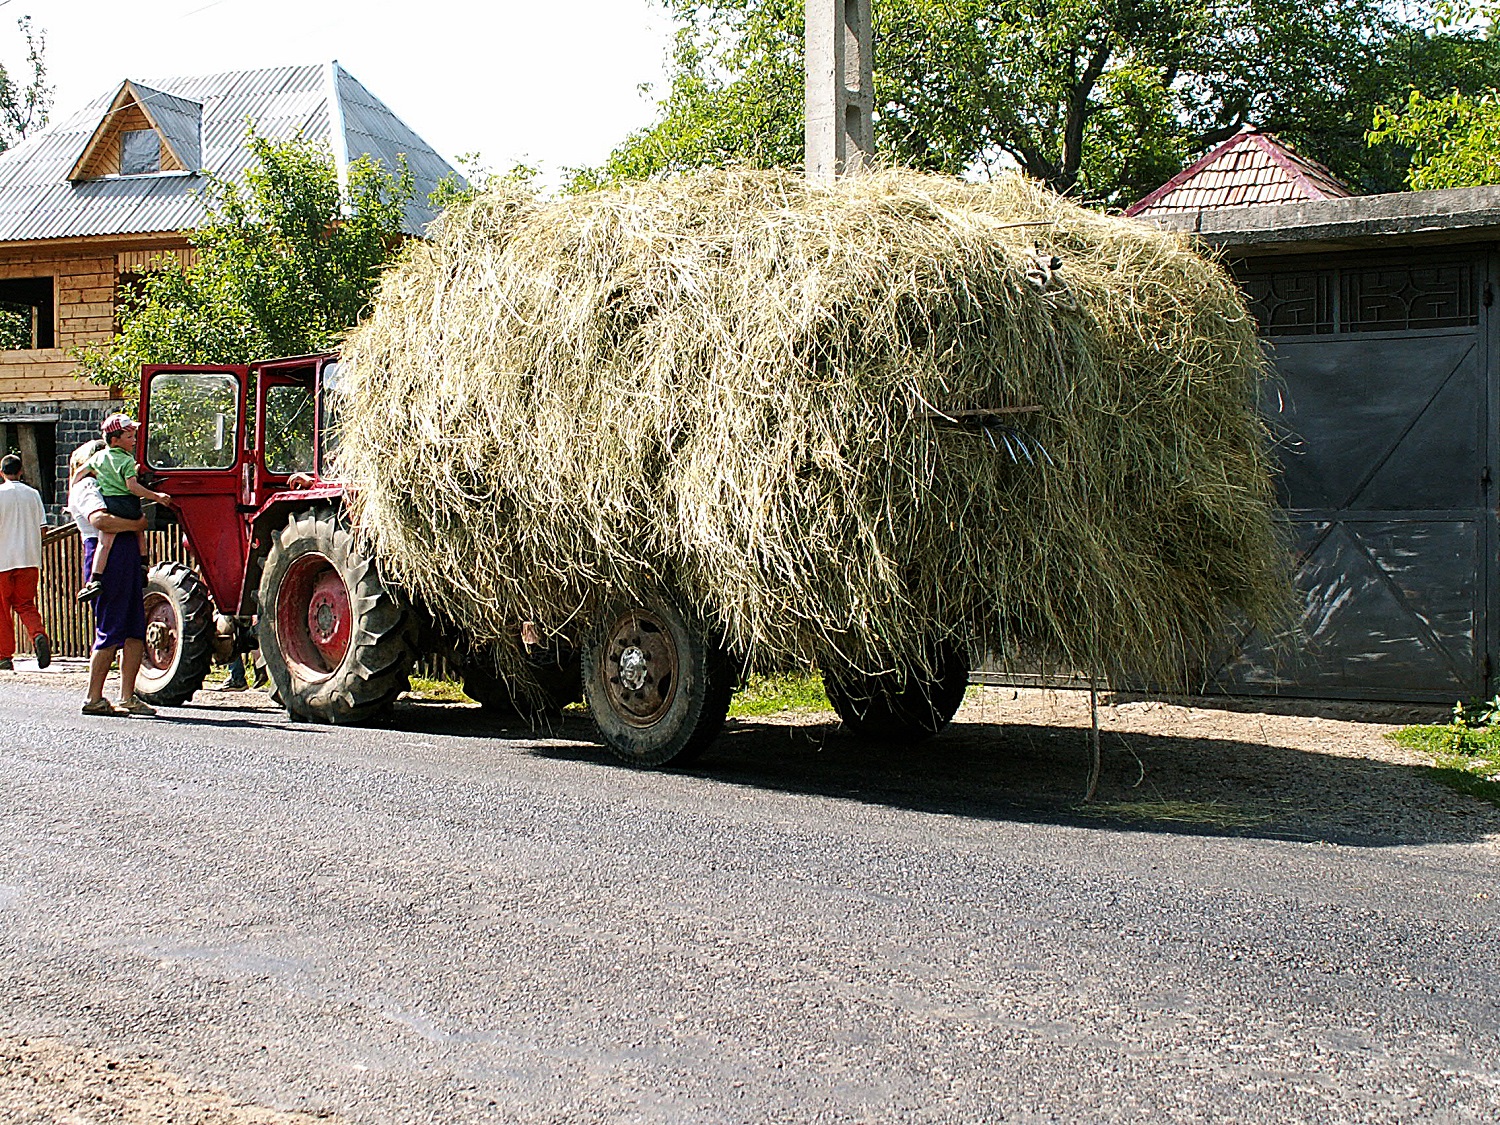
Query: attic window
120 129 160 175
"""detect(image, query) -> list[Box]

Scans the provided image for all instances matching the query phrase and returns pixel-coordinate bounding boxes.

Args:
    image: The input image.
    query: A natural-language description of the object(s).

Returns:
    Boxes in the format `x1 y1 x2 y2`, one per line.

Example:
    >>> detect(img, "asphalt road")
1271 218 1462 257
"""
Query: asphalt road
2 681 1498 1124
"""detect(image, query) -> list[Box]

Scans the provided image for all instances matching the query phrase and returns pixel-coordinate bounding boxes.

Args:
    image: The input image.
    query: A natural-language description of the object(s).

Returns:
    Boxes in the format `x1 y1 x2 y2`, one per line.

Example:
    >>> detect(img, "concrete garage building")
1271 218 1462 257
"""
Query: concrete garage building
0 62 455 516
1146 175 1500 703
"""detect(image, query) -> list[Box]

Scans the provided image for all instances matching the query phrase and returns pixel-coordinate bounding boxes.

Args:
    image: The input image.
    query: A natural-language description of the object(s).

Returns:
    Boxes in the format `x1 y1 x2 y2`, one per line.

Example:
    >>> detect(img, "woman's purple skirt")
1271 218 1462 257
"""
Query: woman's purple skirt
82 533 147 651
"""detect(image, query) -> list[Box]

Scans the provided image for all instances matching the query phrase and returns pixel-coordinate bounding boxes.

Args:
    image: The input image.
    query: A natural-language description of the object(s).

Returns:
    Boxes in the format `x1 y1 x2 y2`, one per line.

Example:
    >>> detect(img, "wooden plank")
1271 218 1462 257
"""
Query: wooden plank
16 421 39 487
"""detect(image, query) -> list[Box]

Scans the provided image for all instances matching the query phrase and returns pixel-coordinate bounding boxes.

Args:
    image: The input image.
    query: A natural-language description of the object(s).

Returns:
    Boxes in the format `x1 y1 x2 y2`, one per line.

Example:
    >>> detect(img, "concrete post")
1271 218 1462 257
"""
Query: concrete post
805 0 874 184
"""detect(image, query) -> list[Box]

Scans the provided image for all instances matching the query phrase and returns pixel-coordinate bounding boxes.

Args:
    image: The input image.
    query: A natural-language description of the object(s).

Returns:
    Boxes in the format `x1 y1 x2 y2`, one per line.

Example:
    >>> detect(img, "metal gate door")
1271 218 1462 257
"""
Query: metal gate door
1216 251 1491 702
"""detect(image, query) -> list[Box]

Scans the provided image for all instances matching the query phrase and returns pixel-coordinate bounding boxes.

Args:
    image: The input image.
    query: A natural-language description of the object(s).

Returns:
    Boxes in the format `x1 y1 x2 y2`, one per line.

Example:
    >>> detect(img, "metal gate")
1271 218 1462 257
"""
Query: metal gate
1215 249 1492 702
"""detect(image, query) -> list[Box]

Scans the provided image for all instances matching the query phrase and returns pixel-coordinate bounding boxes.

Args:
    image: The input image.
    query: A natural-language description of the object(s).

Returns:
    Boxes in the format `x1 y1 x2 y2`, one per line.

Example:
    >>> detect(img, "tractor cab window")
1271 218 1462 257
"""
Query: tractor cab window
318 360 346 472
145 371 238 469
263 382 316 475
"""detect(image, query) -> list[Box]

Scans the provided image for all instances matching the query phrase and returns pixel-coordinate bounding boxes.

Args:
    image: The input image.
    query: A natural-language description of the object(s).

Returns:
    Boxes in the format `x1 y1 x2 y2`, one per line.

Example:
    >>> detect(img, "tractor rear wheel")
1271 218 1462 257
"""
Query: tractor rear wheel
582 597 734 768
822 644 970 743
257 507 414 724
135 560 214 706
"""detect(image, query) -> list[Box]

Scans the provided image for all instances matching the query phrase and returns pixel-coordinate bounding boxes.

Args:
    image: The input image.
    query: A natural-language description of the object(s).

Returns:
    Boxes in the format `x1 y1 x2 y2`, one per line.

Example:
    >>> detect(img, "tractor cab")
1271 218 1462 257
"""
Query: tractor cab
138 352 345 616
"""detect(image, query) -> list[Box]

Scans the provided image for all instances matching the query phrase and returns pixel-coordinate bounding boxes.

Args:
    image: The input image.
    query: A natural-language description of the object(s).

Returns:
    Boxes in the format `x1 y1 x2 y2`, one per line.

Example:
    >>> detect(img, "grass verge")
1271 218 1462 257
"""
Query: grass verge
1389 724 1500 808
408 676 473 703
729 673 832 718
405 671 833 717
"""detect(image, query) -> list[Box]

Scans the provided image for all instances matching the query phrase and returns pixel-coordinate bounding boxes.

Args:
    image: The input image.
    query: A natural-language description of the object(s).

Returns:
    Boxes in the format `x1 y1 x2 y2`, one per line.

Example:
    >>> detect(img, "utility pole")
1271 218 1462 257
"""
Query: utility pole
805 0 873 184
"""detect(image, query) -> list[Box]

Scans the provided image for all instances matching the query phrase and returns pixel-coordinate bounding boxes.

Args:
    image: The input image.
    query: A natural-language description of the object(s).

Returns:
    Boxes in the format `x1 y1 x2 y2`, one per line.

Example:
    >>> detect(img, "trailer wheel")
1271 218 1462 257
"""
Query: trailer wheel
823 644 970 743
136 560 214 706
258 507 414 724
582 598 734 768
464 642 582 718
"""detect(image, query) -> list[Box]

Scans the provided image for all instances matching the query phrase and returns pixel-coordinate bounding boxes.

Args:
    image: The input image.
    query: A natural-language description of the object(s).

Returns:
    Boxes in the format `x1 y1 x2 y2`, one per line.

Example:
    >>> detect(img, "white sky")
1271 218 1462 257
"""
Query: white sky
6 0 676 184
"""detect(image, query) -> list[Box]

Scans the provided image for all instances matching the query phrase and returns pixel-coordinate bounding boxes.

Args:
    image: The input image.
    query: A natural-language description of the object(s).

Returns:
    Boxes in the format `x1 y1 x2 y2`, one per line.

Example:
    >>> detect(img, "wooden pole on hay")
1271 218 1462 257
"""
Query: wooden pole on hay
805 0 874 184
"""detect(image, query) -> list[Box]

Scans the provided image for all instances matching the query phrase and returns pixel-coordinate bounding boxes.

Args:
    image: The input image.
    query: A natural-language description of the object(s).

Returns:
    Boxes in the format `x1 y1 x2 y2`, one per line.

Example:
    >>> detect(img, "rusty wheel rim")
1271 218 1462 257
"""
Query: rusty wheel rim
603 608 679 727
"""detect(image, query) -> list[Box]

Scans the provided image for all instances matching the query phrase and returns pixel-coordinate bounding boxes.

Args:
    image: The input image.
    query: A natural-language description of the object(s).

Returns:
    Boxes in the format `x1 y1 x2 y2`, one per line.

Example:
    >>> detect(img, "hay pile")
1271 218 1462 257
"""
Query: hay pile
338 168 1287 687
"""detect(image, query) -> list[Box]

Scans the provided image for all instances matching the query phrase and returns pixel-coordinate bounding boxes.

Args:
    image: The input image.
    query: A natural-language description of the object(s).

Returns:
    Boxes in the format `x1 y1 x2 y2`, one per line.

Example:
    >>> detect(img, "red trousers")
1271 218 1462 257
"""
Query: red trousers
0 566 44 660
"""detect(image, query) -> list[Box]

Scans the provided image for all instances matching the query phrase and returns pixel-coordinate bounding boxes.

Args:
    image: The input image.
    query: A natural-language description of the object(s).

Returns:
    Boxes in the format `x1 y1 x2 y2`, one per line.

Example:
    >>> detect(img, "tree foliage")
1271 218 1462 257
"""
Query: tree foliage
1369 88 1500 188
74 132 413 393
0 15 48 152
578 0 1500 205
1367 3 1500 188
0 16 49 352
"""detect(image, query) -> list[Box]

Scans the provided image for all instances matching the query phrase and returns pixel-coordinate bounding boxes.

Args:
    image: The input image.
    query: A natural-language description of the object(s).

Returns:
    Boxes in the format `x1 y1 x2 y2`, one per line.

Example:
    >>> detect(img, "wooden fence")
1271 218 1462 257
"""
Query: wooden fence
13 522 460 680
11 524 199 659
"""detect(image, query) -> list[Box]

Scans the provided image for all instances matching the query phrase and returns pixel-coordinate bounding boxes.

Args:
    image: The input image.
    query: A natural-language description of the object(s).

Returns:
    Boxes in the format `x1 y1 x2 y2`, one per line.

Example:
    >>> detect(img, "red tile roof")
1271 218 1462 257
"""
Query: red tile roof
1126 128 1353 217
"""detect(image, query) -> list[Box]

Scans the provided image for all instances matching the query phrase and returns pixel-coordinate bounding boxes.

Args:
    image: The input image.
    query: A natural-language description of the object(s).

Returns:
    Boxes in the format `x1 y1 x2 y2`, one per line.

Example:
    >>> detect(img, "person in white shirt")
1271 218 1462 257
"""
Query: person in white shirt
0 452 51 670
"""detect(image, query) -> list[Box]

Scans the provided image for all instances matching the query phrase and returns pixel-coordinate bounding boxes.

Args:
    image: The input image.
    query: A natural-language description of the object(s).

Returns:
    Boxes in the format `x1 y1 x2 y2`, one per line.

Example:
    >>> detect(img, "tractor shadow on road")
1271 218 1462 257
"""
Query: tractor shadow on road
675 717 1497 849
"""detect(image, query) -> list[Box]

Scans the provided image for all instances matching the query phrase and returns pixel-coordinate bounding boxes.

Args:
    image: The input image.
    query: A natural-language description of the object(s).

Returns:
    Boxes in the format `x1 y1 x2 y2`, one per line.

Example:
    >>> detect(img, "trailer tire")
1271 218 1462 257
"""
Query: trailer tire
823 644 970 743
258 507 414 724
464 644 582 718
136 561 215 706
582 597 734 768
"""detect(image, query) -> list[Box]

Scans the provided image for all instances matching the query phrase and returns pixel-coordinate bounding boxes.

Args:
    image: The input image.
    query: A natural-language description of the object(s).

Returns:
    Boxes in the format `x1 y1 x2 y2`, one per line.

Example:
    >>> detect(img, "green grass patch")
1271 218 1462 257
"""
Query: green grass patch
1389 724 1500 808
729 673 832 717
408 676 474 703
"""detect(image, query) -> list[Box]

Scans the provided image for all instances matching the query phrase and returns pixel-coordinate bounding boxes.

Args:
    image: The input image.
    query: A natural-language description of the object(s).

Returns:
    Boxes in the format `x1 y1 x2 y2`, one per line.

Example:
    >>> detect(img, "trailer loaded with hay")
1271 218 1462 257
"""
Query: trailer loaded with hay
131 168 1287 767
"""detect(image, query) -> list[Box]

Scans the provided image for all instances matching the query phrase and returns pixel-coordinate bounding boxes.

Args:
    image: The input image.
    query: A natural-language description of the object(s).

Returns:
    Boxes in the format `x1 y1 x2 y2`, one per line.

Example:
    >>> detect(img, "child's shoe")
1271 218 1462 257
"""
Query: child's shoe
76 579 102 603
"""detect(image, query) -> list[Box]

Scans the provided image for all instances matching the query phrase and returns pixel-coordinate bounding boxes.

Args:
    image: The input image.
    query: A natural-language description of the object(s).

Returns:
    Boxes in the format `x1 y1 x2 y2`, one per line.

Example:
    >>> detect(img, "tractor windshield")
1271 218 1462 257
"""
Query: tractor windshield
144 371 239 469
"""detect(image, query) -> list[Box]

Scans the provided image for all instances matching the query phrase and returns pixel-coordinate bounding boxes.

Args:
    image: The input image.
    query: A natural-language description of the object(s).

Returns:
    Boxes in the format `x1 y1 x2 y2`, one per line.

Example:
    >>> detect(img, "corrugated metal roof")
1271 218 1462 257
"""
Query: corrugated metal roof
1126 129 1353 218
0 62 458 242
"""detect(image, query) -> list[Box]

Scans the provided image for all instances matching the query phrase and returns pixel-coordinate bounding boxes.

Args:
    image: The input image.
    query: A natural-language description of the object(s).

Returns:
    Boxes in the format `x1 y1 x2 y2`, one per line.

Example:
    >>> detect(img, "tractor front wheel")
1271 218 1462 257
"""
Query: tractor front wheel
257 507 414 724
582 597 734 768
135 561 215 706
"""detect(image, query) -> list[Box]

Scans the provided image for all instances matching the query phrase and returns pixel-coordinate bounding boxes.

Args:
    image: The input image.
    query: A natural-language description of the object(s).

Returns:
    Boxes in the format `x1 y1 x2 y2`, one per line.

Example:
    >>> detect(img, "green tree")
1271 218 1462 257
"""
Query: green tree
578 1 1500 205
0 15 49 351
1369 88 1500 188
0 15 49 151
74 131 414 393
1367 3 1500 188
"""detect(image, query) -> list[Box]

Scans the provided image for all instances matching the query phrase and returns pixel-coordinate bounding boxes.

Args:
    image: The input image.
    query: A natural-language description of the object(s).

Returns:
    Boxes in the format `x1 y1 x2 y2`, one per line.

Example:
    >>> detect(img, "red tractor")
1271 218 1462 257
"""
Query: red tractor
131 352 968 765
132 353 423 722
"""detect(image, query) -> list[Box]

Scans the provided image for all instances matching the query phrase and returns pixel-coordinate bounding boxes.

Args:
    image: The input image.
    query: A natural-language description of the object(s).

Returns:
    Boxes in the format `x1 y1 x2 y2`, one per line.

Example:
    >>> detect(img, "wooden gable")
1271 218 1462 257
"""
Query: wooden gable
68 80 195 181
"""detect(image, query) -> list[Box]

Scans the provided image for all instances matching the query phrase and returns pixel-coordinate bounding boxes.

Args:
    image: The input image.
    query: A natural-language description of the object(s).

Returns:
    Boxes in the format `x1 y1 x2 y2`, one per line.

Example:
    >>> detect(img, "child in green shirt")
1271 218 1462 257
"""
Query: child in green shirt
77 413 172 603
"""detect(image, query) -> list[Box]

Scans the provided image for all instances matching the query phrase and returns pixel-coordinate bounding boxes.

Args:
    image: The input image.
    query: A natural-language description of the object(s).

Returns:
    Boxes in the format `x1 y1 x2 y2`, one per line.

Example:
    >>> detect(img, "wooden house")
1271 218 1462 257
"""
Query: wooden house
0 62 456 514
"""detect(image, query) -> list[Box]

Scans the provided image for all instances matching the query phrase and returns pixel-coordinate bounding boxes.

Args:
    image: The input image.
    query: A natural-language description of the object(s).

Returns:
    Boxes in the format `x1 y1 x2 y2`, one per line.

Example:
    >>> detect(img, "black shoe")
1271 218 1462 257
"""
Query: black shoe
33 634 50 669
76 579 102 603
0 658 11 671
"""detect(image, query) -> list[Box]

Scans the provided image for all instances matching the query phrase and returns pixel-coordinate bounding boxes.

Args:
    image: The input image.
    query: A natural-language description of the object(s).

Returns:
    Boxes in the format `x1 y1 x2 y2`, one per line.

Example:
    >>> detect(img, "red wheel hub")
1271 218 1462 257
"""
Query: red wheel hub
141 592 179 675
276 554 352 680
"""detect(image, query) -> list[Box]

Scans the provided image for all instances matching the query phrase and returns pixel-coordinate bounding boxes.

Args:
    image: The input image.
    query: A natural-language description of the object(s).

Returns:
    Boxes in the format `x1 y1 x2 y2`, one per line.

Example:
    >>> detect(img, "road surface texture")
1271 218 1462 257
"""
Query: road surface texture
2 671 1498 1124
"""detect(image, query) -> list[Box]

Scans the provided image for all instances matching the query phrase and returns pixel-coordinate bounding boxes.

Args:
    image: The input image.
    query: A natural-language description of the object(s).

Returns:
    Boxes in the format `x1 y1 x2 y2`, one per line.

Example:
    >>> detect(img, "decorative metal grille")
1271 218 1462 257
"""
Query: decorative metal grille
1241 272 1334 336
1341 265 1477 331
1242 262 1480 336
